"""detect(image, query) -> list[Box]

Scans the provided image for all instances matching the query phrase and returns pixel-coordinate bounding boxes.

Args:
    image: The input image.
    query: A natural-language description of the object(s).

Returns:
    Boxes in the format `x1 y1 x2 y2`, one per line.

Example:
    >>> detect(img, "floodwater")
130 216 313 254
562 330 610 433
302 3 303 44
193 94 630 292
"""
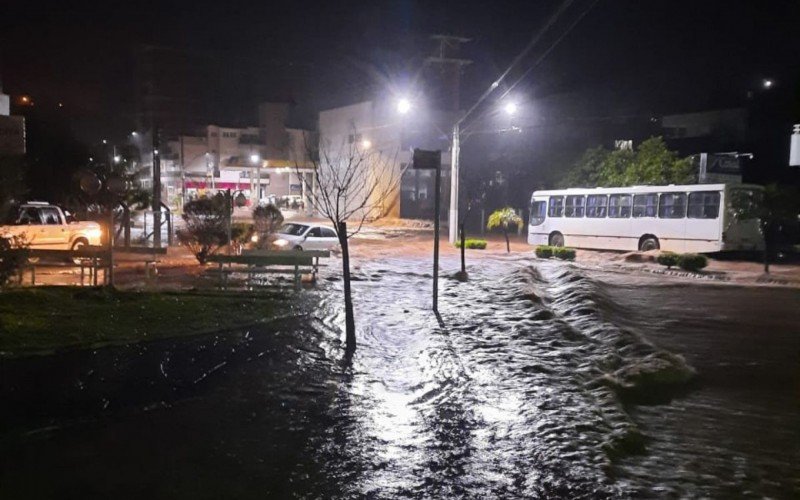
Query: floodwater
1 255 798 498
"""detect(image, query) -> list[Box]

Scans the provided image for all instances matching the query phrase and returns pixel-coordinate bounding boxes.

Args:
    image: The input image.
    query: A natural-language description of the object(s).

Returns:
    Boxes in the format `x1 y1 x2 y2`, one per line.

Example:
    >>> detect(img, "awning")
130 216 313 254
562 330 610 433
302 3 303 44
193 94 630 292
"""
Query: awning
185 181 249 190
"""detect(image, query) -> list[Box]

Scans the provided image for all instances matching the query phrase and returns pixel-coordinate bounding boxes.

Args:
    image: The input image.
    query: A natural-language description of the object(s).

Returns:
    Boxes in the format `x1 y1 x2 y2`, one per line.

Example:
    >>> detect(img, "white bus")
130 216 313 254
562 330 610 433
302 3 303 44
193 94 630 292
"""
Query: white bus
528 183 764 253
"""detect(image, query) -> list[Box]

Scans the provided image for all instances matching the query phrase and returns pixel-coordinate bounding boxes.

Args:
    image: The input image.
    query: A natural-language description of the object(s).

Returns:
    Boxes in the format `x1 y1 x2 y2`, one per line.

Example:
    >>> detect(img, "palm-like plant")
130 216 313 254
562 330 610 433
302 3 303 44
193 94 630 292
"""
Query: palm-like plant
487 207 523 253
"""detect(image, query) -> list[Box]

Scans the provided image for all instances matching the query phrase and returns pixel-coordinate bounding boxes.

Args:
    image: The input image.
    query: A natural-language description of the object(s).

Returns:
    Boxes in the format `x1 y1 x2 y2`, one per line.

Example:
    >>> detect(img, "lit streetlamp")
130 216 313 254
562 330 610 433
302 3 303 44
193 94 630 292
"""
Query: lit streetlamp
397 98 411 115
250 153 261 206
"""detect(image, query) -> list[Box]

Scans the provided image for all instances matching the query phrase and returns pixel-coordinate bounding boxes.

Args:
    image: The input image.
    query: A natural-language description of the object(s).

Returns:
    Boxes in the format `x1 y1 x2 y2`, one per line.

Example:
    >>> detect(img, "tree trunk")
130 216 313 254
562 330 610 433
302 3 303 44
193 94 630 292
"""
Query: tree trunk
504 228 510 253
338 221 356 351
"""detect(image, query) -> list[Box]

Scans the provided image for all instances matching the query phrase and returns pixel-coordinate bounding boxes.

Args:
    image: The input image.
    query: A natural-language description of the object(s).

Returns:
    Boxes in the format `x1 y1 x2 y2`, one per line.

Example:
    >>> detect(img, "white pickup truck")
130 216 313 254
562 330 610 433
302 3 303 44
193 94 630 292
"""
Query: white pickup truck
0 202 103 250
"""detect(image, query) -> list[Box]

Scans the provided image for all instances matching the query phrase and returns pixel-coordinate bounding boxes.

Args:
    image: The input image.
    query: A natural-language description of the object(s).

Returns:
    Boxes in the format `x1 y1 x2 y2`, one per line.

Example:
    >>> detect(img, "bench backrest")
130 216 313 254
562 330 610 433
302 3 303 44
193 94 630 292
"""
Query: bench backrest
207 254 315 266
242 249 330 258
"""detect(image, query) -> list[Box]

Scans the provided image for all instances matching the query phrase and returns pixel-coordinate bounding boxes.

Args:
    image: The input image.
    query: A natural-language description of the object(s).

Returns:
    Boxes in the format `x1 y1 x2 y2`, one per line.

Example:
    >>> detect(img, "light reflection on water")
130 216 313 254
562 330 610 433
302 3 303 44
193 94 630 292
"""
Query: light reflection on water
0 255 797 498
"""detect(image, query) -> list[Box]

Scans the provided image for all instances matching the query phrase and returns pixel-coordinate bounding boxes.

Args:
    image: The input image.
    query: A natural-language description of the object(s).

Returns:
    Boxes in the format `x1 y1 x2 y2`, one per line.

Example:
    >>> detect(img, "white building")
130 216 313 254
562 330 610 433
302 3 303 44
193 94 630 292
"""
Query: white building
317 99 452 220
151 102 315 211
0 82 25 156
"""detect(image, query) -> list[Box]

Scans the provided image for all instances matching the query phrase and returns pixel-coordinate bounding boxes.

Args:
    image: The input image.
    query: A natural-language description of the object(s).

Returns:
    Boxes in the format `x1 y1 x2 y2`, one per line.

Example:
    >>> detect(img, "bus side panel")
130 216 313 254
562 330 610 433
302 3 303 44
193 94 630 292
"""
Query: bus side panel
684 218 723 252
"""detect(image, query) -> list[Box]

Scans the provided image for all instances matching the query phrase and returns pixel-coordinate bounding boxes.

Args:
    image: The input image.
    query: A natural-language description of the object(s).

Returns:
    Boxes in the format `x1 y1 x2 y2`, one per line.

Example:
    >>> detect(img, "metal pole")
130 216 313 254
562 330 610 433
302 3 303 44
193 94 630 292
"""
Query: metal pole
108 208 114 287
153 125 162 248
180 136 187 212
227 188 233 258
448 122 460 243
433 158 441 311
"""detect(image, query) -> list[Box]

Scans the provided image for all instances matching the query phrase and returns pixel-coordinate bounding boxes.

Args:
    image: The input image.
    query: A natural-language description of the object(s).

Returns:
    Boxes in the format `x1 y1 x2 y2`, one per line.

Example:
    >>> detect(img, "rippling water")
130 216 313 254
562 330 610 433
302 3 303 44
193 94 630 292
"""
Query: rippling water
1 255 797 498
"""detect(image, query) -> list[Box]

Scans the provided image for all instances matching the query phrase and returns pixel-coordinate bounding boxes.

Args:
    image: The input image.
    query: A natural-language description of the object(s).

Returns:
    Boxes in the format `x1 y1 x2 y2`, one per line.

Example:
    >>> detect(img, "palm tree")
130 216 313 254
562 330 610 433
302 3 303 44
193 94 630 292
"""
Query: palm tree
487 207 523 253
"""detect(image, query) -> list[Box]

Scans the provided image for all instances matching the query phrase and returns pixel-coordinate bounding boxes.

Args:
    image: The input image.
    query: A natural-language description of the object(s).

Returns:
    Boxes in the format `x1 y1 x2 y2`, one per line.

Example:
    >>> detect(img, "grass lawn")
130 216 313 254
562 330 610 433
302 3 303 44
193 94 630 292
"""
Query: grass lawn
0 287 290 356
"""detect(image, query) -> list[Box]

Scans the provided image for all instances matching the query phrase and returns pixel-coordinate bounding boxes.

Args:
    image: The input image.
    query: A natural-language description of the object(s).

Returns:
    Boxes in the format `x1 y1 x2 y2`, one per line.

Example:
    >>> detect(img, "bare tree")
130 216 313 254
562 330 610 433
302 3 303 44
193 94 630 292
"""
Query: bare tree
296 131 401 351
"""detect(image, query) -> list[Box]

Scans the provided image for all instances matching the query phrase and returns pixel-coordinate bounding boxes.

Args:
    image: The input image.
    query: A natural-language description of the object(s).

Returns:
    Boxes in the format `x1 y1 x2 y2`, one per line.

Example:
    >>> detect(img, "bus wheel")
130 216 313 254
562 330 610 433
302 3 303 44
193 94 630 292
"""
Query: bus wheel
549 232 565 247
639 235 660 251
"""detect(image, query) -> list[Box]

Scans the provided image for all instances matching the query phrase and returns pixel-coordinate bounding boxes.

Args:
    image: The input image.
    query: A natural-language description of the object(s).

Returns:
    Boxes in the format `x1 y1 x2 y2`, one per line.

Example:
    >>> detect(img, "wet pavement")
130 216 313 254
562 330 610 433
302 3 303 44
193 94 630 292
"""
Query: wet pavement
1 255 798 498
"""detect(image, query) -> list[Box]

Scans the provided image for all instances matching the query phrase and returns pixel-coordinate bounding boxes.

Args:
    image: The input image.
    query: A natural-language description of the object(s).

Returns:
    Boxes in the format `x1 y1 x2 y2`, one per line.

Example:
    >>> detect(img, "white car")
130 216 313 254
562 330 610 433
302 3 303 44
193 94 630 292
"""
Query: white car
0 202 103 250
273 223 339 251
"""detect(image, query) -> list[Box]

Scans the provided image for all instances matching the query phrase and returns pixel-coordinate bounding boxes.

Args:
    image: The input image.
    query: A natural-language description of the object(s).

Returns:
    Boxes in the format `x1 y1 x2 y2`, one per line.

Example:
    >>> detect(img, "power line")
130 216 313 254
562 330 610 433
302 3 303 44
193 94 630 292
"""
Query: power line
463 0 602 134
457 0 578 127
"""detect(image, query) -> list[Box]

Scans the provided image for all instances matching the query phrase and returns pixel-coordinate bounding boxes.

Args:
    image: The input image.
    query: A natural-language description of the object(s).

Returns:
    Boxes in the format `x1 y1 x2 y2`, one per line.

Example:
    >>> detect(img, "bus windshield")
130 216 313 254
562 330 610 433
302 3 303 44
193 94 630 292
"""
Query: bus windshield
530 200 546 226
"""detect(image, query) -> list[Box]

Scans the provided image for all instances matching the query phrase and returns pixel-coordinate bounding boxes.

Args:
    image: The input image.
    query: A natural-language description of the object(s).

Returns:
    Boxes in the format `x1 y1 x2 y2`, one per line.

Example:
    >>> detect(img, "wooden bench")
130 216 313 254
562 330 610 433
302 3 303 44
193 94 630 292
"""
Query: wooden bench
22 247 111 286
207 250 330 289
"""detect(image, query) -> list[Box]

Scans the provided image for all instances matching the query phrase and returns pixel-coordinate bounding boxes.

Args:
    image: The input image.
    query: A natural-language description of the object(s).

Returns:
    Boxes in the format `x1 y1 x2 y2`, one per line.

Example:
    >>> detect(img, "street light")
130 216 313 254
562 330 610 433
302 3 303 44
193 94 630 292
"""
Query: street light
763 79 774 89
113 155 121 164
503 102 518 116
250 153 262 205
397 98 411 115
131 131 138 137
361 139 372 149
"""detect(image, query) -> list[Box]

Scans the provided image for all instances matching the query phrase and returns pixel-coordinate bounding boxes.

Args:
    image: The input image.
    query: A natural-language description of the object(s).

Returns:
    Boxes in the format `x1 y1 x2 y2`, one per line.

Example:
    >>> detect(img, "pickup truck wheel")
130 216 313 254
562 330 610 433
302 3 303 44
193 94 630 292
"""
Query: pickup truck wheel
70 238 89 265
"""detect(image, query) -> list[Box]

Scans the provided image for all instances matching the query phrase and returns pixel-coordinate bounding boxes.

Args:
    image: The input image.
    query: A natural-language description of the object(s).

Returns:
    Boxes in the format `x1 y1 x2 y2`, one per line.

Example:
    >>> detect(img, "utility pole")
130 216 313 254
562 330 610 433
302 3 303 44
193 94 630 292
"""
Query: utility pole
426 34 471 243
152 124 162 248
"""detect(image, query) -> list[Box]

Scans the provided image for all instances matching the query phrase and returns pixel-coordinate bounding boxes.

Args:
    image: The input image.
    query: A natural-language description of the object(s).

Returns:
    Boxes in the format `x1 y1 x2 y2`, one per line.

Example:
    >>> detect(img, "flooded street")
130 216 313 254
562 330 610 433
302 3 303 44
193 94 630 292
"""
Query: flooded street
1 255 798 498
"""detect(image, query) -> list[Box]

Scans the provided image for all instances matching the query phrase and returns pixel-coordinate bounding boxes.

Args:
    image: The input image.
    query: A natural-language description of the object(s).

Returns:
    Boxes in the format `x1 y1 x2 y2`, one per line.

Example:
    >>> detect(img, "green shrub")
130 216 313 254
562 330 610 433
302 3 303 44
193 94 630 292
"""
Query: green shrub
230 222 255 244
656 251 679 269
454 238 487 250
535 245 553 258
553 247 577 261
677 253 708 272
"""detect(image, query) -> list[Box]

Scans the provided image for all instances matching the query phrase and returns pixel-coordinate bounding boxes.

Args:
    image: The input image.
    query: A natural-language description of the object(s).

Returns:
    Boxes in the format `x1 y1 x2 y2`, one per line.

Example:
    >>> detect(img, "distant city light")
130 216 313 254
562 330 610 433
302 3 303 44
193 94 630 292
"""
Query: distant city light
131 131 138 137
113 155 121 163
89 157 94 162
504 102 518 116
154 149 159 156
361 139 372 149
20 95 30 104
58 102 63 108
763 79 774 89
397 98 411 115
102 139 108 145
250 153 260 164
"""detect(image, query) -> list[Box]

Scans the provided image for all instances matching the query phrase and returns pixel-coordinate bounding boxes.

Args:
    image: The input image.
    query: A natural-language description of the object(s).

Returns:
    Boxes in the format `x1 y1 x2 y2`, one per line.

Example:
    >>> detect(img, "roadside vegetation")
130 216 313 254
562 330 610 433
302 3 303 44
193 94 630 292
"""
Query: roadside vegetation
487 207 523 253
0 287 287 356
656 251 708 272
454 238 487 250
560 136 693 188
535 245 576 261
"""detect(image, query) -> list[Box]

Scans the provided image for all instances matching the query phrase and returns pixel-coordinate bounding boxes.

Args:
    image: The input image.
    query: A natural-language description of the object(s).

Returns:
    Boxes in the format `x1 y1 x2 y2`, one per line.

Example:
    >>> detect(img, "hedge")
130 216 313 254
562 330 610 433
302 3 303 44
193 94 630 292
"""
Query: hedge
656 251 679 269
677 253 708 272
553 246 576 261
454 238 487 250
535 245 553 258
535 245 575 261
656 252 709 272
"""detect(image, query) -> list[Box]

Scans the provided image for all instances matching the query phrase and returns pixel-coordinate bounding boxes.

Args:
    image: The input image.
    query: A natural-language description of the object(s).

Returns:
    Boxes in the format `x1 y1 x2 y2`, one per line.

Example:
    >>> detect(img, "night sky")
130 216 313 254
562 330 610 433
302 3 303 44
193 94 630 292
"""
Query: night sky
3 0 799 143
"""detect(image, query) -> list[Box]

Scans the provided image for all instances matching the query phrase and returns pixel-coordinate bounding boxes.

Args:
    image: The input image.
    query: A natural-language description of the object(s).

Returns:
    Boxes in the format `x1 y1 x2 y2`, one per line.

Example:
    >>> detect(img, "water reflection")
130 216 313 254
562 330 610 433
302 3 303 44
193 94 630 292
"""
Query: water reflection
0 255 796 498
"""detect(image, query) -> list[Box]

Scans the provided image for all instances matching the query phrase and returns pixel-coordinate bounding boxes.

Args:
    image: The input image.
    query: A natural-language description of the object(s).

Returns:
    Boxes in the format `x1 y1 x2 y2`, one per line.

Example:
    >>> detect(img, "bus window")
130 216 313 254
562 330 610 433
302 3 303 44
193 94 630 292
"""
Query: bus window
565 195 585 217
530 200 546 225
633 193 658 218
608 194 631 218
548 196 564 217
586 195 608 218
658 193 687 218
687 191 720 219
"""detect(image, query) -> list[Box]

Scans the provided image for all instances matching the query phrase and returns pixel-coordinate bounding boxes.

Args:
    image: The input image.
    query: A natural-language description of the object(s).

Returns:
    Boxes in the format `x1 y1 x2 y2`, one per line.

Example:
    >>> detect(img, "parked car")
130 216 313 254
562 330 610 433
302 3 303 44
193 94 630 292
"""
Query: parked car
273 223 339 251
0 202 104 250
